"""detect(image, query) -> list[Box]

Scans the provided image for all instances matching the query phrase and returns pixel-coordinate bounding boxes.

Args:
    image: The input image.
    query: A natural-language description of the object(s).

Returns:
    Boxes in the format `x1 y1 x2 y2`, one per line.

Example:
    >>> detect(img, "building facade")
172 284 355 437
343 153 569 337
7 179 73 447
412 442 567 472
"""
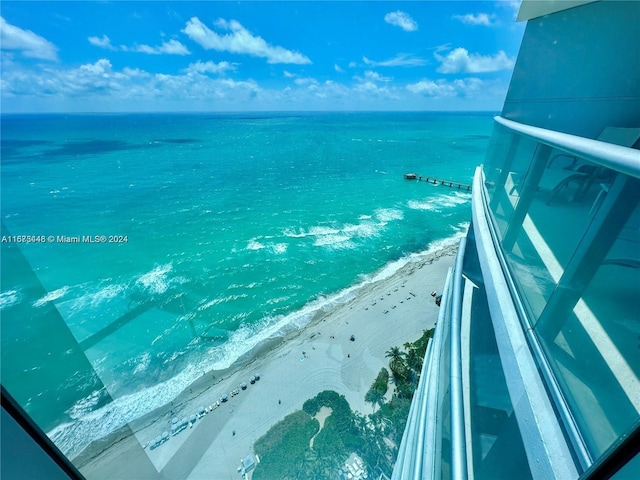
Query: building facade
393 1 640 478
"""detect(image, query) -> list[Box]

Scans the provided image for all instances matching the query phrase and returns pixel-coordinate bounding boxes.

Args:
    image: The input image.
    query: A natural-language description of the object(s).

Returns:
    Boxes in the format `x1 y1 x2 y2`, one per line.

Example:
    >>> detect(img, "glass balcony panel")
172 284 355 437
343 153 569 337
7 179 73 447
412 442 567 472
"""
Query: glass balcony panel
534 199 640 457
484 127 539 239
437 318 452 480
467 286 532 480
498 150 608 321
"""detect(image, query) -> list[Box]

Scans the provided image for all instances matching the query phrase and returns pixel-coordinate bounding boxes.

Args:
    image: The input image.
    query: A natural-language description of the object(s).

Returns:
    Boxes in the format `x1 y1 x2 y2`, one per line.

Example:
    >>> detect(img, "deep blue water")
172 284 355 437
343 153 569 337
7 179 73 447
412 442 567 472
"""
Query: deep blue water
1 111 493 456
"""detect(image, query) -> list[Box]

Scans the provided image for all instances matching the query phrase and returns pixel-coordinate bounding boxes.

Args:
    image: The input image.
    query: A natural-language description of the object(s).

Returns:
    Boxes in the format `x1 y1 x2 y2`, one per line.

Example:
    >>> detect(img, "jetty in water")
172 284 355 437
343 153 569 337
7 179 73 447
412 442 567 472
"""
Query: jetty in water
404 173 472 191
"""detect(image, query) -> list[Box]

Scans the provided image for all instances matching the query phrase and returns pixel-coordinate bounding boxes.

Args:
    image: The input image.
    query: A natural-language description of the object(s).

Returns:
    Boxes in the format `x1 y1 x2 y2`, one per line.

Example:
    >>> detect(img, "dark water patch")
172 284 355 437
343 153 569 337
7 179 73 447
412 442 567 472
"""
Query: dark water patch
42 139 139 157
1 140 55 160
2 139 55 148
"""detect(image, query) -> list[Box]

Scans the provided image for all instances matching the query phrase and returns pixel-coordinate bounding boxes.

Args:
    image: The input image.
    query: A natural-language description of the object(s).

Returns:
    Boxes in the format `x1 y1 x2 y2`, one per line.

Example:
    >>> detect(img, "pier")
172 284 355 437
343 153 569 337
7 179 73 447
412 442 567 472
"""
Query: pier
404 173 472 191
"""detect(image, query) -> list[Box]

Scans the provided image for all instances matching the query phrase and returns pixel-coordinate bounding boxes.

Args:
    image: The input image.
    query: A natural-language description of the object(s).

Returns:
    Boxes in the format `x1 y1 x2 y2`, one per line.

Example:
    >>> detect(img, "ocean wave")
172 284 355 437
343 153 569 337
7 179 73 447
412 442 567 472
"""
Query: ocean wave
46 230 466 460
246 239 288 255
132 352 151 375
283 215 383 251
407 191 471 212
313 234 356 250
246 239 265 250
33 286 69 307
135 264 173 295
48 362 206 459
63 283 127 314
374 207 404 223
0 289 22 310
270 243 288 255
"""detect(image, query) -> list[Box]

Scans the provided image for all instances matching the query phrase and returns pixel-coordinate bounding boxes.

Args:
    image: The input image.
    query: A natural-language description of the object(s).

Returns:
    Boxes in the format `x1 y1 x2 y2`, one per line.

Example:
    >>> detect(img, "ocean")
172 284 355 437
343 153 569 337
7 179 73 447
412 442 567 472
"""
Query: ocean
1 111 493 458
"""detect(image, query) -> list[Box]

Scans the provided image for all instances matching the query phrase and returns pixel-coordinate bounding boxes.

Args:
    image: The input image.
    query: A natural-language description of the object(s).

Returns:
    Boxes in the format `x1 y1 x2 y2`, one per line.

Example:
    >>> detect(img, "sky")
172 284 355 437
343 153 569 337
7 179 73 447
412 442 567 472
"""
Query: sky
0 1 525 113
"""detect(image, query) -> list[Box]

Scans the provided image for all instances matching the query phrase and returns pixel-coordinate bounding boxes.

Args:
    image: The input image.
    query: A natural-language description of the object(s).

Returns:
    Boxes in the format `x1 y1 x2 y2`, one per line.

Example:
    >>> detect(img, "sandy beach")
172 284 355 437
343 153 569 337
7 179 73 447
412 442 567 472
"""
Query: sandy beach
78 243 457 480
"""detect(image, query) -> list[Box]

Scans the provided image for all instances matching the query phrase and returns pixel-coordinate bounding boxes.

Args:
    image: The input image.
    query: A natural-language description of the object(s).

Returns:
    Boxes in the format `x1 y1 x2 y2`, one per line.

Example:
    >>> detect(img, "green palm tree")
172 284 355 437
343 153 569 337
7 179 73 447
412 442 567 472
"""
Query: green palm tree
365 386 386 412
385 346 408 383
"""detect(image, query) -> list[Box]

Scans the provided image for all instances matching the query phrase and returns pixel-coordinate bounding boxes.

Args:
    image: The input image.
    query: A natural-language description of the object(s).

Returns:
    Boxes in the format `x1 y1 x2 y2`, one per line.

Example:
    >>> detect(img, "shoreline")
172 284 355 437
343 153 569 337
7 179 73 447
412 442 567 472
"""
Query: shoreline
77 241 458 478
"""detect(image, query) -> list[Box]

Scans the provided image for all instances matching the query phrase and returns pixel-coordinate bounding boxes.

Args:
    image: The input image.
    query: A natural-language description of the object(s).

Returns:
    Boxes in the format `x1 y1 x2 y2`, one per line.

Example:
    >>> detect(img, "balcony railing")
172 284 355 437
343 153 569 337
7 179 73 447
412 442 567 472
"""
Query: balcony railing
392 116 640 479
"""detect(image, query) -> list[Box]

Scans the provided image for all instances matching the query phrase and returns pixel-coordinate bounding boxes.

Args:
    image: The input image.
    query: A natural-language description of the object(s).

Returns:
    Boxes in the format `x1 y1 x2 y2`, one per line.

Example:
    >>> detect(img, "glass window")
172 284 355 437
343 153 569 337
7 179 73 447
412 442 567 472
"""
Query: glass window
535 193 640 457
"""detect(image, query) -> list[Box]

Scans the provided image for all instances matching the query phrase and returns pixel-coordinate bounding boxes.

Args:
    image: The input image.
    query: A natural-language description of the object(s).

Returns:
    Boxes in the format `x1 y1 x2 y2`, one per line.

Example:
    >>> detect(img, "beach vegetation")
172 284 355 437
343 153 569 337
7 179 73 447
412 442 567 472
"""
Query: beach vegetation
253 328 434 479
365 367 389 412
253 410 320 480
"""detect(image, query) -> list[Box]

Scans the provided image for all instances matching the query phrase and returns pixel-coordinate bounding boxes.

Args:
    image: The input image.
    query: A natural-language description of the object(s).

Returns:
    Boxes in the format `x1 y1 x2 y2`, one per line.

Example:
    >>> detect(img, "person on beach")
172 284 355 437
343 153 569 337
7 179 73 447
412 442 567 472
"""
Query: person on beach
431 291 442 307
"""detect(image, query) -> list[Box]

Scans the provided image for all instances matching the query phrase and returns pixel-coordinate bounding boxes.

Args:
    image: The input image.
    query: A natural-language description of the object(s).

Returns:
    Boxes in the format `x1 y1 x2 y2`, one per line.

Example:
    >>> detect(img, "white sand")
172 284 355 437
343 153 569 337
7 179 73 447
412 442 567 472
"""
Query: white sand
80 245 456 480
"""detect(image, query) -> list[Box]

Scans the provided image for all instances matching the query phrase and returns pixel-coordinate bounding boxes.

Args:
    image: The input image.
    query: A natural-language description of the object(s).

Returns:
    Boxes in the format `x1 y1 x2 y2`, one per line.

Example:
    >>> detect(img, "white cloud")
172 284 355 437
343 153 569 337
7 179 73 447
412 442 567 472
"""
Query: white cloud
1 58 260 108
89 35 190 55
294 77 319 86
334 63 344 73
88 35 117 51
131 39 190 55
182 17 311 65
453 13 496 26
384 11 418 32
157 39 191 55
363 71 392 83
0 17 58 61
363 53 426 68
406 77 484 97
183 60 236 75
435 48 514 73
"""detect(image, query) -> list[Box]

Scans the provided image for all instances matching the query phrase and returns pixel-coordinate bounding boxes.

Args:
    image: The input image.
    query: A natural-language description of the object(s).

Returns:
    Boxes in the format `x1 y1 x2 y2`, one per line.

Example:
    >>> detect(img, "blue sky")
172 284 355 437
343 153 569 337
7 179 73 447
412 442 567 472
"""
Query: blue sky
1 1 524 112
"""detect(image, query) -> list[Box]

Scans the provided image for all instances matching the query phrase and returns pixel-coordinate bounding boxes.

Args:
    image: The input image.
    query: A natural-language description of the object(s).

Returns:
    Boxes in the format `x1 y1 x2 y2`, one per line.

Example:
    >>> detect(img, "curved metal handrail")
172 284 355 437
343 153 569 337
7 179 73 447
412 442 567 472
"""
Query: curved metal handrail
494 117 640 179
449 237 468 480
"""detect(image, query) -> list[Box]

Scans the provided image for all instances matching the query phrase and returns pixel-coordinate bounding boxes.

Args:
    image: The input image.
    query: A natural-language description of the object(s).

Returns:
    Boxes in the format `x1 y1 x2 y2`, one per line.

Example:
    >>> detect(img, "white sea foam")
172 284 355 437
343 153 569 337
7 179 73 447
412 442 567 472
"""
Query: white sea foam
132 352 151 375
33 286 69 307
48 362 206 459
407 191 471 212
135 264 173 295
64 283 127 313
47 230 466 460
271 243 288 254
0 289 22 310
374 207 404 223
246 239 265 250
283 215 384 251
313 234 356 250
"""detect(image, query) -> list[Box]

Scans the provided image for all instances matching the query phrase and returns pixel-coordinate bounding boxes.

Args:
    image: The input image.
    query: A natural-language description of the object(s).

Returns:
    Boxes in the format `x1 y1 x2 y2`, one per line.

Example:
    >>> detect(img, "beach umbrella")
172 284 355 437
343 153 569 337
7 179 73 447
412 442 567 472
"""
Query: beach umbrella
255 373 260 380
221 393 228 402
172 417 178 424
240 382 247 390
162 431 169 441
249 375 256 384
189 414 197 424
180 417 188 427
198 406 205 415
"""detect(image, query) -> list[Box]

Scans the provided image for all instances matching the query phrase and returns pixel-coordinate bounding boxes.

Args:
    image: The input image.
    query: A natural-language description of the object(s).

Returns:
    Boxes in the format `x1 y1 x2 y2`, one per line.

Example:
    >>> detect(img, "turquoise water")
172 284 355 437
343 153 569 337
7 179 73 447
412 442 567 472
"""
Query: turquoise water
1 112 492 457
